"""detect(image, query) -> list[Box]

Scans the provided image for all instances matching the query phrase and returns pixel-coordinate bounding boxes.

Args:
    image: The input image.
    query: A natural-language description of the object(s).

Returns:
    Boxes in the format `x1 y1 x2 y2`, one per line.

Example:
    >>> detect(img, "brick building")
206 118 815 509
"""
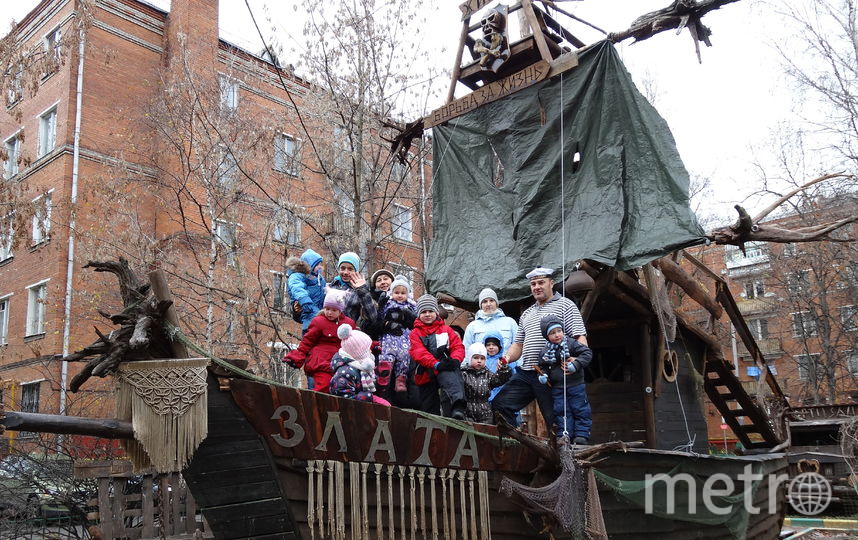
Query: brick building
680 199 858 448
0 0 429 452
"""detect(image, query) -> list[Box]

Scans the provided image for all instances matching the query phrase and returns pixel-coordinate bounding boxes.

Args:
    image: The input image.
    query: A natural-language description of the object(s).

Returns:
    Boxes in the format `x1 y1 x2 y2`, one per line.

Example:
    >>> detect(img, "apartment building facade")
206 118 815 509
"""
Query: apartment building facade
0 0 429 452
681 200 858 447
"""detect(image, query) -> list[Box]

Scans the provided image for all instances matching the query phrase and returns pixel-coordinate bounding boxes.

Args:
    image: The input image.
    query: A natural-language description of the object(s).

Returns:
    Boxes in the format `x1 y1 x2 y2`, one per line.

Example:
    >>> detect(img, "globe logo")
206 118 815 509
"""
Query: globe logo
787 472 832 515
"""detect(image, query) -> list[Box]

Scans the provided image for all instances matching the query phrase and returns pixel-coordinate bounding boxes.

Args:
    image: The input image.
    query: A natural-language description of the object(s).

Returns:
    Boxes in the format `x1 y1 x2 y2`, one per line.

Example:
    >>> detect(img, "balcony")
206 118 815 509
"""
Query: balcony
323 212 355 237
736 297 776 316
725 242 769 271
738 337 783 359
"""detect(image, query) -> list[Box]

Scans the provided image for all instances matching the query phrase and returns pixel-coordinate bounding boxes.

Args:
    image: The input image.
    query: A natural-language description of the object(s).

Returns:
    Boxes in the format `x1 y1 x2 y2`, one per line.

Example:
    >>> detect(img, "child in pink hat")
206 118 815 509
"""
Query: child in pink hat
330 324 391 406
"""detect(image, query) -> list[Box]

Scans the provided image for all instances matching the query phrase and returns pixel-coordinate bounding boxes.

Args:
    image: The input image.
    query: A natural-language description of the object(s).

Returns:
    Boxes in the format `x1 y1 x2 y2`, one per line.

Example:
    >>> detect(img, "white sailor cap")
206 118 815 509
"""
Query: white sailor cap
526 267 554 280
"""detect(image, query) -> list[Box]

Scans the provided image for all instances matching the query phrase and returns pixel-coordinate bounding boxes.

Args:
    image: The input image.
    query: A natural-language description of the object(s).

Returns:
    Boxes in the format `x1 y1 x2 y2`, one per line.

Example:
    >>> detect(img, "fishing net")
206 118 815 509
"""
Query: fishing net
499 445 608 539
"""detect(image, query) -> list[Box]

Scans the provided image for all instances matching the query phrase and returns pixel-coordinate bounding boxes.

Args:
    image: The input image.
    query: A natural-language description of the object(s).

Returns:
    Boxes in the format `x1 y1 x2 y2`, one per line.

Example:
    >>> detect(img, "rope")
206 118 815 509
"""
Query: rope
559 71 569 438
408 408 520 444
645 265 696 452
162 321 289 387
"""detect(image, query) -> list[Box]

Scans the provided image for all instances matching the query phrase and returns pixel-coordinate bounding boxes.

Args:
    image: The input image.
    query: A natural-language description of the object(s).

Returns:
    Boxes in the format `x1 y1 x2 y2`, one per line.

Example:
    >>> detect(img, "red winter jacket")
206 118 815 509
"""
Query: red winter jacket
409 318 465 386
284 313 356 376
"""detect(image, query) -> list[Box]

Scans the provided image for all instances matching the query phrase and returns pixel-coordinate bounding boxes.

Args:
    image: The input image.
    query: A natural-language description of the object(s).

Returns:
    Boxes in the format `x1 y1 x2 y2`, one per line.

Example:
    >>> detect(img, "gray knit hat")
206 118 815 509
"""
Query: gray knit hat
478 288 498 305
390 275 412 294
415 294 439 315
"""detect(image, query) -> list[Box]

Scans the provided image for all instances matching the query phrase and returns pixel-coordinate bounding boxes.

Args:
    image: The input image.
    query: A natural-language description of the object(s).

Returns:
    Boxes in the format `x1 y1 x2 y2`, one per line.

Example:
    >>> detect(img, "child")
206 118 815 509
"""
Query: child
462 343 511 423
330 324 391 405
482 331 517 402
378 276 417 394
283 288 355 394
409 294 467 419
285 249 326 335
537 314 593 444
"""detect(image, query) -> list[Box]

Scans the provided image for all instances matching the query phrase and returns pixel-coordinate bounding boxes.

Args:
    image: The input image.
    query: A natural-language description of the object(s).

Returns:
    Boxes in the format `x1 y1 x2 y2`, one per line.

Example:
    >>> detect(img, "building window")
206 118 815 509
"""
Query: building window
391 203 412 242
273 208 300 245
333 185 355 218
0 295 9 345
792 311 817 338
390 263 415 286
219 76 239 110
217 146 238 189
21 381 40 413
26 281 48 336
796 353 819 381
225 301 237 343
332 126 350 169
391 161 408 181
725 241 767 267
0 216 12 262
786 270 811 293
842 305 858 332
782 243 797 257
744 280 765 299
31 192 52 245
6 67 22 106
38 107 57 157
748 318 769 340
43 27 61 74
272 272 285 310
4 134 21 179
274 133 299 176
848 351 858 377
214 220 237 267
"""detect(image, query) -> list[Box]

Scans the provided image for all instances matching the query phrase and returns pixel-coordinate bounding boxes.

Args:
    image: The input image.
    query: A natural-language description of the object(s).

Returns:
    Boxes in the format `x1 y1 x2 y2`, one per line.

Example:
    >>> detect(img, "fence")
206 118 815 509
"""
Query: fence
75 460 207 539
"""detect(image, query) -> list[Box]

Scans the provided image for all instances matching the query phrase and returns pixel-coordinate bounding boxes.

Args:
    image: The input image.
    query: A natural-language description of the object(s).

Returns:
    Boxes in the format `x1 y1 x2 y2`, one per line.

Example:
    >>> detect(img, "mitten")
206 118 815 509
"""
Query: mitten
538 374 548 385
436 357 460 372
566 361 577 374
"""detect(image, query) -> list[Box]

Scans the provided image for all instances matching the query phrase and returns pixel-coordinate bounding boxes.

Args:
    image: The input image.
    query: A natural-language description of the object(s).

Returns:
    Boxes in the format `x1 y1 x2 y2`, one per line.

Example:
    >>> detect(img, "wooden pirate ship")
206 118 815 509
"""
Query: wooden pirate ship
0 1 818 538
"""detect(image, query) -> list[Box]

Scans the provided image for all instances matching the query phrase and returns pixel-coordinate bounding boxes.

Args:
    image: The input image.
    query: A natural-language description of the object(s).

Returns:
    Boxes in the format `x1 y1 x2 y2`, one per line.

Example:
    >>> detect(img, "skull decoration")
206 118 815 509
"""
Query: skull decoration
474 6 510 72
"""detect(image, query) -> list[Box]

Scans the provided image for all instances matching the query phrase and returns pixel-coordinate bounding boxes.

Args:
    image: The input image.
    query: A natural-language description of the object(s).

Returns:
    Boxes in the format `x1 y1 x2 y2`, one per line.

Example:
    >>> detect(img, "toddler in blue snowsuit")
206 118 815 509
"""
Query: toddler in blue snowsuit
537 314 593 444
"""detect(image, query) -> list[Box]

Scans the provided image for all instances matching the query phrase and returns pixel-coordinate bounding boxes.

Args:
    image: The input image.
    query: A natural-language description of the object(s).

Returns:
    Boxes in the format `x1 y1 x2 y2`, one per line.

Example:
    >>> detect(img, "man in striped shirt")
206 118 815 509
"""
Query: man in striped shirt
491 267 587 427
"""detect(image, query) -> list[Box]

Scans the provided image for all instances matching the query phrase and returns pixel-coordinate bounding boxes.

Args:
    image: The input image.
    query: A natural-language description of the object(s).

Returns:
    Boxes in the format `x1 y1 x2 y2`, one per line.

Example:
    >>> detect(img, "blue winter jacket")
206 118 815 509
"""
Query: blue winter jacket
463 309 518 353
286 249 326 331
482 330 516 401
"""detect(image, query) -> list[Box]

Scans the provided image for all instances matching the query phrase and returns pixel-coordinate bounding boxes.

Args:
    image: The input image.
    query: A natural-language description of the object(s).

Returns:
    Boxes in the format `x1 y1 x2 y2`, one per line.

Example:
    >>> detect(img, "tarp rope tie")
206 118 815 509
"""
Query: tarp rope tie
560 71 569 439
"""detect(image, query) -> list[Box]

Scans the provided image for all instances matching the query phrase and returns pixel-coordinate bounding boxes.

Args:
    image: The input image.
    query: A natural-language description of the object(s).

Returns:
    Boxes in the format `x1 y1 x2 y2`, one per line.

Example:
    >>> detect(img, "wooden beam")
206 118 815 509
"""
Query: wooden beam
520 0 553 62
579 267 615 322
148 269 188 358
2 411 133 439
681 249 726 283
652 257 723 319
447 19 472 103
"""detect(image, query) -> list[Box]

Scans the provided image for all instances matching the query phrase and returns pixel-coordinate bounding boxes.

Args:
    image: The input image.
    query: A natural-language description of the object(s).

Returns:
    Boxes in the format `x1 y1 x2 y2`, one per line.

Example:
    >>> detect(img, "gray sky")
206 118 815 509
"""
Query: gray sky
5 1 827 223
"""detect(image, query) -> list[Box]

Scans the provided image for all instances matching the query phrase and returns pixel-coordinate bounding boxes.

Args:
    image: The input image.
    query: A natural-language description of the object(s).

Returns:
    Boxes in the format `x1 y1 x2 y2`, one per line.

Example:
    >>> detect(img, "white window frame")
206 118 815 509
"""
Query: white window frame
0 214 13 262
273 207 301 245
842 305 858 332
37 104 58 157
31 191 53 245
25 279 49 336
214 219 238 267
391 160 408 181
391 203 413 242
6 66 22 107
743 280 765 299
748 318 768 341
219 75 239 110
4 132 21 179
274 133 300 176
791 311 817 338
796 353 819 381
0 293 11 345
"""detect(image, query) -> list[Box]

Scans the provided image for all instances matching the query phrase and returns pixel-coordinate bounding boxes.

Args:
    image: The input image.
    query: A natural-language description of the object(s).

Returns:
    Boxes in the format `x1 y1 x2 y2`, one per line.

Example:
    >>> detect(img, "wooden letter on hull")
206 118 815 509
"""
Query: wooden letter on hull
425 60 550 128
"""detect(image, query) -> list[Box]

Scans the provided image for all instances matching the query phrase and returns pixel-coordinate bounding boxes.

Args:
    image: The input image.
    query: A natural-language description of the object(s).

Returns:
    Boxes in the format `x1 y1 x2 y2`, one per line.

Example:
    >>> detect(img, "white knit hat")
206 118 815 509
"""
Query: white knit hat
390 274 412 294
463 343 488 367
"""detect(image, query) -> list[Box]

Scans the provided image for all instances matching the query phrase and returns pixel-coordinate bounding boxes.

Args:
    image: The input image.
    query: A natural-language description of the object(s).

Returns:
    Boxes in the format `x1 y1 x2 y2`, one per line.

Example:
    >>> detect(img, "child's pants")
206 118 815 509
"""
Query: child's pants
379 331 412 380
308 370 333 394
551 383 592 439
417 370 466 417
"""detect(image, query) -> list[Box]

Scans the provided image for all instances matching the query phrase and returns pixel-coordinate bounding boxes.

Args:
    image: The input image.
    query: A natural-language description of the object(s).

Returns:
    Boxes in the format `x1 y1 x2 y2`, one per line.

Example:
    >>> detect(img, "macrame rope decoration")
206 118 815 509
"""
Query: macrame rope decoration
303 461 492 538
115 358 208 473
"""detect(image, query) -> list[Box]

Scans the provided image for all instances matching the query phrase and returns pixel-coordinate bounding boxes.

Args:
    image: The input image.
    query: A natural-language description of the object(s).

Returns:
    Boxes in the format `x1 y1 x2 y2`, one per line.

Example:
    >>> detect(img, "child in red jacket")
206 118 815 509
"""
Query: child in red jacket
284 288 355 393
409 294 467 419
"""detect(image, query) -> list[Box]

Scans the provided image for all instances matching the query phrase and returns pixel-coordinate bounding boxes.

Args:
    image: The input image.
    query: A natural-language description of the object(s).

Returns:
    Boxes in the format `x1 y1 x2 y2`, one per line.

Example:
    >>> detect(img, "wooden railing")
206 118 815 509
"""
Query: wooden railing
74 460 207 539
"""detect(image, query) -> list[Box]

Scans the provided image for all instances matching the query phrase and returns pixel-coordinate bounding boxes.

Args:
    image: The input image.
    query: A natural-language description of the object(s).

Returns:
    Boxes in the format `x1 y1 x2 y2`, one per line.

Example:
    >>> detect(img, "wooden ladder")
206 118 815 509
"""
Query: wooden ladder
704 359 780 449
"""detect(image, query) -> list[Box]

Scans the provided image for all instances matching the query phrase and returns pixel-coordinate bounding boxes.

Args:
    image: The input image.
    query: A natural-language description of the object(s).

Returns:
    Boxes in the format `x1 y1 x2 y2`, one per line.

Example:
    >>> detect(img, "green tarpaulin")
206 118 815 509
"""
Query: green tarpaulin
427 40 706 304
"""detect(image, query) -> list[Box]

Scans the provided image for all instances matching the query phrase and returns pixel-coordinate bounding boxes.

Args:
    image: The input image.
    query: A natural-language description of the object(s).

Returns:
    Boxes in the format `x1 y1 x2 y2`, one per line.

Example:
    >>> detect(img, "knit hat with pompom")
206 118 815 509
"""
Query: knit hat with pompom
337 324 374 363
324 287 348 311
